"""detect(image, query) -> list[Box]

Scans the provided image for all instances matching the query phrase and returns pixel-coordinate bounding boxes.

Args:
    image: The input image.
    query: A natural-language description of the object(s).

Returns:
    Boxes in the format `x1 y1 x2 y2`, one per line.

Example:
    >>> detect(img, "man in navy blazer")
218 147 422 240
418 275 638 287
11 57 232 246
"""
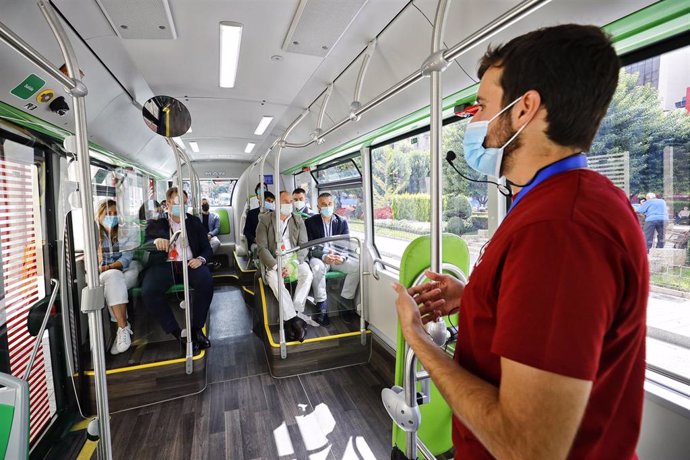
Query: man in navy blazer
142 187 214 350
243 182 275 249
305 192 360 325
201 198 221 254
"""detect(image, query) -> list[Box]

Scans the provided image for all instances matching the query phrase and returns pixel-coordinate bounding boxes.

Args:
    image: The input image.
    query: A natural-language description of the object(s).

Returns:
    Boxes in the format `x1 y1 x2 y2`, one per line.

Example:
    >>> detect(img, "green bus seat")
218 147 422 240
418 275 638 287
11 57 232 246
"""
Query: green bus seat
216 208 231 235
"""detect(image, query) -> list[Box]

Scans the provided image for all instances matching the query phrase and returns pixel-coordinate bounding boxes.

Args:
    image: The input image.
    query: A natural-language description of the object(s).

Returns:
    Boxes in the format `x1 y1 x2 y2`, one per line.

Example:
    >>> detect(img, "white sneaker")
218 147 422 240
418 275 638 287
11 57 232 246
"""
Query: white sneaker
111 326 132 355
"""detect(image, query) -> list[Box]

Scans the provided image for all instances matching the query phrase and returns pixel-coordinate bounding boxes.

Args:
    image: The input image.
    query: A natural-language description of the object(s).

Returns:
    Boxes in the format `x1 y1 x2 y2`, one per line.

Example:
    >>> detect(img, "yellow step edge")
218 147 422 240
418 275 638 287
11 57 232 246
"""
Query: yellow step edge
258 278 369 349
84 327 207 376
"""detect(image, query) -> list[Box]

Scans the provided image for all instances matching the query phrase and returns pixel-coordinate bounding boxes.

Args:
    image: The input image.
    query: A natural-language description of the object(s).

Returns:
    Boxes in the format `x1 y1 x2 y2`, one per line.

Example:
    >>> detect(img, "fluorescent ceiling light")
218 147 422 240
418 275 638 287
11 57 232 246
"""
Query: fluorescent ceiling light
219 22 243 88
187 127 192 133
254 116 273 135
245 142 255 153
189 141 200 153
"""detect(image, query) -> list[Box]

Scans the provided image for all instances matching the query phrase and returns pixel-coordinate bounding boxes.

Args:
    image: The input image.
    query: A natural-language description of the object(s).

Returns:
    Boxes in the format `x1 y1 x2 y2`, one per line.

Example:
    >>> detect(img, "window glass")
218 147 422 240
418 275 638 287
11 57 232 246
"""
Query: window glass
371 127 488 265
313 159 360 184
0 139 53 443
182 179 236 206
294 171 316 206
589 44 690 382
320 186 365 241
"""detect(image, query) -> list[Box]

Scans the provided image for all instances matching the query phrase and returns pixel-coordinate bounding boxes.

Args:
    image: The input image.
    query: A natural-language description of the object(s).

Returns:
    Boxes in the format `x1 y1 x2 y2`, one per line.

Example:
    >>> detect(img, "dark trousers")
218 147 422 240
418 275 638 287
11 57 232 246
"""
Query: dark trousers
644 221 665 251
141 262 214 333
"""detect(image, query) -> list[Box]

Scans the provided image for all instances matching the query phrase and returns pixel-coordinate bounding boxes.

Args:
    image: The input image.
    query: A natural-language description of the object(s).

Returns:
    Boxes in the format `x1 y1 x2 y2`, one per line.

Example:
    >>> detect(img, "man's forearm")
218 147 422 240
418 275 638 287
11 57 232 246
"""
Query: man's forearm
406 330 515 459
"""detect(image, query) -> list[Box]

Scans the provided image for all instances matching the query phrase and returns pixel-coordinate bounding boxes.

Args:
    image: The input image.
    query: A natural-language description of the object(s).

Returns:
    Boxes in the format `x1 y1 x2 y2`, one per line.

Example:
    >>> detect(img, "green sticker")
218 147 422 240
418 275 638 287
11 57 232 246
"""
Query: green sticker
10 74 45 100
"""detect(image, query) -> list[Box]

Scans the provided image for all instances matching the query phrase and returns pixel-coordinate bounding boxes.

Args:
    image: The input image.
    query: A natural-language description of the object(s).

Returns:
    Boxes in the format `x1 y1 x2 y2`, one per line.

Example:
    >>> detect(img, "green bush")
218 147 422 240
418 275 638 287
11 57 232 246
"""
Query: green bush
472 215 488 230
444 194 472 220
446 216 474 235
391 194 432 221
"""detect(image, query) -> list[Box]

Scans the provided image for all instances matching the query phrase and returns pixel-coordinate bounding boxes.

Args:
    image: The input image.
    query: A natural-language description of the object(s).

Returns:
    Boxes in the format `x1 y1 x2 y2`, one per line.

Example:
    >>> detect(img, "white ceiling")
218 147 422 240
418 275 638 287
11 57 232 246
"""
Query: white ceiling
1 0 659 176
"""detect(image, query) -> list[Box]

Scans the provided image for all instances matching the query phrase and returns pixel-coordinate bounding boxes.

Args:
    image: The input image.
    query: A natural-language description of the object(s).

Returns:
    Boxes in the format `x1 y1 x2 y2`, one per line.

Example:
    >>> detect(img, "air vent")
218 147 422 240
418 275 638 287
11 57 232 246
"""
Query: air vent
282 0 367 57
96 0 177 39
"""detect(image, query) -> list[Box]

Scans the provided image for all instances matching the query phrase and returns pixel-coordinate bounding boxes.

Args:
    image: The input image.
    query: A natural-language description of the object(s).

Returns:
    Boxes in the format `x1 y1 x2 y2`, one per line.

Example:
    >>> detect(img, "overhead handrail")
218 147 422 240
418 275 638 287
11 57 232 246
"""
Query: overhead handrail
167 138 195 374
0 2 114 457
311 83 334 143
276 0 551 151
350 39 377 121
23 279 59 381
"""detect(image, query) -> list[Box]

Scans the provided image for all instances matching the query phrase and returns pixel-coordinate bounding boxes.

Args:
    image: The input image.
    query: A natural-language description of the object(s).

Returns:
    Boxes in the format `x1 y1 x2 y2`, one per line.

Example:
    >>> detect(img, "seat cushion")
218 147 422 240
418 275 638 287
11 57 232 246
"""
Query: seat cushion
216 208 231 235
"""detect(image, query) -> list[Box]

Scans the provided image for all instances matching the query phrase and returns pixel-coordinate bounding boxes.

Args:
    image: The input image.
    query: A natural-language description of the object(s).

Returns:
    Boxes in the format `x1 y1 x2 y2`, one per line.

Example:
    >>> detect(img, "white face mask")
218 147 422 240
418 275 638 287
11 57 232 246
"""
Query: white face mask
280 204 293 216
293 200 305 210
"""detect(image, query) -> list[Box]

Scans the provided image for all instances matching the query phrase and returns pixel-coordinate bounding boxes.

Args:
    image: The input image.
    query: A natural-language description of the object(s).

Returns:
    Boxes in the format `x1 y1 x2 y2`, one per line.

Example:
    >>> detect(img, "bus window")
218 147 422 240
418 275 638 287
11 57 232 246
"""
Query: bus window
184 179 237 206
589 44 690 384
0 137 54 444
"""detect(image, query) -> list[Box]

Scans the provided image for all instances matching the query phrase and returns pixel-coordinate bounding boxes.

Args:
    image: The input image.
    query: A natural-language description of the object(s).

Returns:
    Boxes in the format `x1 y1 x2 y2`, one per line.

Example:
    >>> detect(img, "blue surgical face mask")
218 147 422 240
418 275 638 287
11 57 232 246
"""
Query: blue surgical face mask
170 206 182 217
320 206 334 218
264 201 275 211
102 215 119 229
463 97 529 177
257 187 264 196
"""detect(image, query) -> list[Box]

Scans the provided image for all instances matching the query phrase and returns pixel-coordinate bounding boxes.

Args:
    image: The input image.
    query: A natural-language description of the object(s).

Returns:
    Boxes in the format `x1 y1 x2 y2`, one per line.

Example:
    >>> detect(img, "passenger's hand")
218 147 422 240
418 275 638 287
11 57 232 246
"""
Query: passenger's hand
332 255 344 265
407 271 464 322
154 238 169 252
281 267 289 278
188 258 202 269
392 282 425 339
99 265 108 273
323 254 335 264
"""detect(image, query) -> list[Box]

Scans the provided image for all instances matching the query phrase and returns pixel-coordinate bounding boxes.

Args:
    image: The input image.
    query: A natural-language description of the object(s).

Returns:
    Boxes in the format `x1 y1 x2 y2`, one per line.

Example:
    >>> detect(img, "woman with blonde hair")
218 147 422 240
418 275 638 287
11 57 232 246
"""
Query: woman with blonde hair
96 199 141 354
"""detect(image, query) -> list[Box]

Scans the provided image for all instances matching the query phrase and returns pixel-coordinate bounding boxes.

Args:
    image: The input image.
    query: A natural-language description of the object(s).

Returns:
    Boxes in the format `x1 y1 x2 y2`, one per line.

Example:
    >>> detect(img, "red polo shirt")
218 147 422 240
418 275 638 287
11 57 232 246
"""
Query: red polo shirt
453 169 648 459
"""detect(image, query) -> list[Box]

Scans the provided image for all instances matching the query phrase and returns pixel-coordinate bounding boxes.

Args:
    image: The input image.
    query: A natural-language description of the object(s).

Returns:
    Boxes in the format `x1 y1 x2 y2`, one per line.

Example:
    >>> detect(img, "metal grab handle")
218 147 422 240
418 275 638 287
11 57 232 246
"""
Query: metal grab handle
23 279 59 381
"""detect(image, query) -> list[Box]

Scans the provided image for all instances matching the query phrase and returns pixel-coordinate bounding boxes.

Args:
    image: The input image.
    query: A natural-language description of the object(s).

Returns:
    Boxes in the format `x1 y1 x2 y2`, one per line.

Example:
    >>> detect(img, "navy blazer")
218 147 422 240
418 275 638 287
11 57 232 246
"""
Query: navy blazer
305 214 350 260
243 207 261 247
145 213 213 266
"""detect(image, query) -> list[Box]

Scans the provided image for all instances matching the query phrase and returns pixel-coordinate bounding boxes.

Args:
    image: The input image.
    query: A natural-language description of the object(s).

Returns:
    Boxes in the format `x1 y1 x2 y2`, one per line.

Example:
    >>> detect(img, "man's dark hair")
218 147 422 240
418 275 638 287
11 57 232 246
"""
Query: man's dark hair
293 188 306 195
478 24 620 151
254 182 267 195
166 186 188 201
318 192 333 201
264 191 275 201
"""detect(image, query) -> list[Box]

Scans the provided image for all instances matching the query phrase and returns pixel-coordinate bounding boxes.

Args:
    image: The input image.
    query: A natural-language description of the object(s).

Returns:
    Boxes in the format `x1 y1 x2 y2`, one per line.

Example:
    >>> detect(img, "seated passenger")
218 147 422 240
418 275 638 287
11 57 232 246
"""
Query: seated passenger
138 199 162 223
292 187 313 217
141 187 214 350
243 182 275 249
96 199 141 354
305 192 359 325
256 191 313 342
200 198 221 254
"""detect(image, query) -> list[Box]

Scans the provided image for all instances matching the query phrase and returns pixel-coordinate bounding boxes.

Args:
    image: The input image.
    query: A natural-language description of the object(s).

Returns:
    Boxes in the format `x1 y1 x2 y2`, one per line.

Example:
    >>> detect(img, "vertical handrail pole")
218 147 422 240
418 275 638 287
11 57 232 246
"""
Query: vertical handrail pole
36 2 113 458
23 279 59 381
274 110 309 358
274 144 287 358
428 0 451 275
168 138 195 374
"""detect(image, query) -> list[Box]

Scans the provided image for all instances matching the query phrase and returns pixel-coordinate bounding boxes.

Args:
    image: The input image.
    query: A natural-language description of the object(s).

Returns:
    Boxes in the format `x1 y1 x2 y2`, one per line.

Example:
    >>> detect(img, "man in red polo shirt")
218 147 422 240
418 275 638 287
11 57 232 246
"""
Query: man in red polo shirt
393 24 648 459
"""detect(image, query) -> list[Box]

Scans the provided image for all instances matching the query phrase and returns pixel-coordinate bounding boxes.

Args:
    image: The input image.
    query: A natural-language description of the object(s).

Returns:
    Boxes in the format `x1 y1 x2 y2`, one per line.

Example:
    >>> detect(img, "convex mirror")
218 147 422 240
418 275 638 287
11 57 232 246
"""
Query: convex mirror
142 95 191 138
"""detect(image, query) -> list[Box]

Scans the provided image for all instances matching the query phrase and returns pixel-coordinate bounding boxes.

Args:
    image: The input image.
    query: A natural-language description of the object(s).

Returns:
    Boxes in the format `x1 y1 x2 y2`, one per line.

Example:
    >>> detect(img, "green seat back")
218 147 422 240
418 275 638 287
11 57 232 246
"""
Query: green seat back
0 404 15 460
216 208 231 235
393 233 470 455
325 270 346 280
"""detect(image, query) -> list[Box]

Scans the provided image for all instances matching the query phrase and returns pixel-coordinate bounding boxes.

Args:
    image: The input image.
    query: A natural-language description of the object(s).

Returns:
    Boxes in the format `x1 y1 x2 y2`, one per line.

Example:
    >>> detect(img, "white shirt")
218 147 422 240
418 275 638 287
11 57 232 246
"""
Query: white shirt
169 218 193 262
280 215 292 251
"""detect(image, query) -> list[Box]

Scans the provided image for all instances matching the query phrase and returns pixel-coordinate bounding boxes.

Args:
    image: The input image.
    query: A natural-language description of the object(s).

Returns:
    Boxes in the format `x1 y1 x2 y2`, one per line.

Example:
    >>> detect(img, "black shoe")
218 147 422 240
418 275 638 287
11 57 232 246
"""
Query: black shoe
288 317 307 343
192 328 211 349
314 301 330 326
175 334 199 356
283 322 296 342
341 309 356 324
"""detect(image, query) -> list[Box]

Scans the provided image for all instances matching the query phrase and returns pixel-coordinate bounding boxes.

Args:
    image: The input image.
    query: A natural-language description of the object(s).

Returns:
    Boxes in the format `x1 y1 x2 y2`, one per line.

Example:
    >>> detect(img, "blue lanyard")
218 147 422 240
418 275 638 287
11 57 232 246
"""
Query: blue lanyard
507 153 588 214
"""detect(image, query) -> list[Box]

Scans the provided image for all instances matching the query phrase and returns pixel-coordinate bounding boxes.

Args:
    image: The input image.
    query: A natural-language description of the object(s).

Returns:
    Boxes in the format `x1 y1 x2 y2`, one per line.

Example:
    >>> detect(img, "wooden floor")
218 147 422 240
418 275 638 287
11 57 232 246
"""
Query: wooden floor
107 286 396 460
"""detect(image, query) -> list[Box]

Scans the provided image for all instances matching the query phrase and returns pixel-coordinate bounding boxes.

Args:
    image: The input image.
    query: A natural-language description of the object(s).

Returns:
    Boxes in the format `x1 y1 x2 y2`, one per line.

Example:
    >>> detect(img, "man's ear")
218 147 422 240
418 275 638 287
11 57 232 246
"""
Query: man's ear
514 89 542 125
